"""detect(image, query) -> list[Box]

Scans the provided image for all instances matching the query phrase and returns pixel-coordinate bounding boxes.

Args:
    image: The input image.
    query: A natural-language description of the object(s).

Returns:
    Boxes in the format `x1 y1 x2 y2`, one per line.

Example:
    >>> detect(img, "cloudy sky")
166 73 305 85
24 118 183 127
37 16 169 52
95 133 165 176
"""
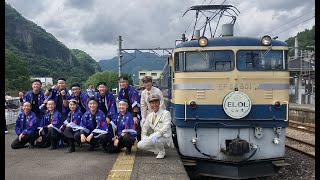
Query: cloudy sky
6 0 315 61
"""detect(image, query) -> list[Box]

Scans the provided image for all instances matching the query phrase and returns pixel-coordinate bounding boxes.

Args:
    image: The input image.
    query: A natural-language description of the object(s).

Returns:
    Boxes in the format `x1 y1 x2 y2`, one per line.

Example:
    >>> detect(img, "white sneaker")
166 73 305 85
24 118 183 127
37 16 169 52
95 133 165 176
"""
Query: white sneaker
156 152 166 159
153 151 159 155
5 130 8 134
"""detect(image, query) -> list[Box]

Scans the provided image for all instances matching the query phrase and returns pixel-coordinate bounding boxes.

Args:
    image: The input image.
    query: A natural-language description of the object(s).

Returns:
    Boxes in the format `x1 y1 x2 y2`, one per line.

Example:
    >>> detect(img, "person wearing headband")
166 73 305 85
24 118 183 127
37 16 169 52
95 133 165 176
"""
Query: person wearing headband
76 97 114 152
109 99 136 154
68 83 89 114
117 75 142 141
137 93 174 159
95 81 117 123
60 99 83 153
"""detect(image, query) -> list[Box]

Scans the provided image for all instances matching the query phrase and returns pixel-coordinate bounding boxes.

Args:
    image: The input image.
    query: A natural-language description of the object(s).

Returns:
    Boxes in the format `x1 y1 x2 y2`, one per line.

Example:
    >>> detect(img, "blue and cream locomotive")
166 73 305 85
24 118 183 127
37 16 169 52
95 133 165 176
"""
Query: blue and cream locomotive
159 5 290 179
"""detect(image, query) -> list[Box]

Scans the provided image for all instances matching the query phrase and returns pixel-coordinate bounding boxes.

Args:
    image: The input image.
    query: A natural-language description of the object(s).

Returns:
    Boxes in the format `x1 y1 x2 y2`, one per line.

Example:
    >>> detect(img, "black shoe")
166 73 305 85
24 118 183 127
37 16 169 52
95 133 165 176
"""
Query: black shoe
28 144 35 149
65 147 75 153
125 147 132 155
89 145 95 151
48 146 57 150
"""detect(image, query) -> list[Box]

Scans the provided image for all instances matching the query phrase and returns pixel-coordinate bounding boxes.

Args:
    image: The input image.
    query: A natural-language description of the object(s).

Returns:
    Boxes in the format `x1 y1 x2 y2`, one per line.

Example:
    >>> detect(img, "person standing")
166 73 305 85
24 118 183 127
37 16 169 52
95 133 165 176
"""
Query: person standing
5 97 9 134
11 102 39 149
86 85 95 97
19 79 45 120
95 82 117 123
140 76 165 125
68 83 89 114
44 78 69 120
117 76 141 141
137 94 174 159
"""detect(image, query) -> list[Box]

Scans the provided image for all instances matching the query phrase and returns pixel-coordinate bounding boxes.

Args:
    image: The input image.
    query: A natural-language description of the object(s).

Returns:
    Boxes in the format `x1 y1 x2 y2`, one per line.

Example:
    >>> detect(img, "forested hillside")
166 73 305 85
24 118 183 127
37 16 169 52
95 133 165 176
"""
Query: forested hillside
5 2 101 91
285 25 315 56
99 50 167 76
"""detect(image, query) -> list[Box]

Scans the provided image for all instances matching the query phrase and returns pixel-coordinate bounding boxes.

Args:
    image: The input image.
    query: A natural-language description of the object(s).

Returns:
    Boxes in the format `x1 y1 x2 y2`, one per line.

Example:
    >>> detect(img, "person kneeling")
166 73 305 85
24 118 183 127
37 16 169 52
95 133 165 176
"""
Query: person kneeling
137 94 174 159
11 102 38 149
110 99 136 155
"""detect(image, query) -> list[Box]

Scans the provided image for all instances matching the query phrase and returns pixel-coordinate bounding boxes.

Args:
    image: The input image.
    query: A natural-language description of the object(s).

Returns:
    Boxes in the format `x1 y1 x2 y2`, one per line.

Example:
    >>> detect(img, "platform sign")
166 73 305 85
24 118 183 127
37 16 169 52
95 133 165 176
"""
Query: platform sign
223 91 252 119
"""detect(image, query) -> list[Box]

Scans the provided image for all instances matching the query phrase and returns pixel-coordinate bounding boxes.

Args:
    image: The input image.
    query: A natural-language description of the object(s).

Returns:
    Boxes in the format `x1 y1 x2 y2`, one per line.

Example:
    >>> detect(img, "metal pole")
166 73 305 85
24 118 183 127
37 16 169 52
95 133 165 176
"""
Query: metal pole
118 36 122 91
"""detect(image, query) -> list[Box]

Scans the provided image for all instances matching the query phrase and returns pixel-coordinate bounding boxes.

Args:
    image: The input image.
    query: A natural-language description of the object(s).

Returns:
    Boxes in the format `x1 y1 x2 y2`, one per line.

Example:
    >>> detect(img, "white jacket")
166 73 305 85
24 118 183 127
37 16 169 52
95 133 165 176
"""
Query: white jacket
142 109 174 148
140 86 166 119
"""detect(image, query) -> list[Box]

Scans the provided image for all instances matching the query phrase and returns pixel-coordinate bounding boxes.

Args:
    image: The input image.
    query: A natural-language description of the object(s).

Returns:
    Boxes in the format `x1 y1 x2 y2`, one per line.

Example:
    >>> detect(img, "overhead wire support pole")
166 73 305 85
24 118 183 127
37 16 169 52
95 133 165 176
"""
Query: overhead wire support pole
118 36 122 91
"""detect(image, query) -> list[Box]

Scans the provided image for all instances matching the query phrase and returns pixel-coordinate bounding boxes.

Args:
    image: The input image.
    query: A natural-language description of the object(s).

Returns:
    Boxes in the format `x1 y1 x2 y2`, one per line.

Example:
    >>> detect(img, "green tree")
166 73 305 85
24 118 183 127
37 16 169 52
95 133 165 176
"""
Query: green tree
5 49 32 92
84 71 133 91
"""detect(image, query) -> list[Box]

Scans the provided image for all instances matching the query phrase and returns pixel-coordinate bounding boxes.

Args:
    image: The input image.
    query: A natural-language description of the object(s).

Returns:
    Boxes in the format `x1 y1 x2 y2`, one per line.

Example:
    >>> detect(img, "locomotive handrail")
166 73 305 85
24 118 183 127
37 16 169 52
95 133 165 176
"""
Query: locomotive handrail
184 101 187 121
282 101 289 121
173 77 229 79
241 77 293 79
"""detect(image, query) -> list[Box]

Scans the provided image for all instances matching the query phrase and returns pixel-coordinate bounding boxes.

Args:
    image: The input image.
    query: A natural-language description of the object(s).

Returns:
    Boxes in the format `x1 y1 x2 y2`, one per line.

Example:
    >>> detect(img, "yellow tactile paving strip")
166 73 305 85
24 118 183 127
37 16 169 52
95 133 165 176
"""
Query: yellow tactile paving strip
106 145 137 180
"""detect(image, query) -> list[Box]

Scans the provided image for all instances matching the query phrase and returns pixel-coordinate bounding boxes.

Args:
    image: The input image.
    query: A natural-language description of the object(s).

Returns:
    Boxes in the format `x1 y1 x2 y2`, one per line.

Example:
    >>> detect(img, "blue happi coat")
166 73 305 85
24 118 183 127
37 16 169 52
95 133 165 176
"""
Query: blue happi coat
64 110 82 125
50 87 70 116
68 91 89 112
111 111 136 139
117 85 141 111
23 90 45 119
15 111 38 136
95 91 117 119
39 110 63 132
80 110 109 133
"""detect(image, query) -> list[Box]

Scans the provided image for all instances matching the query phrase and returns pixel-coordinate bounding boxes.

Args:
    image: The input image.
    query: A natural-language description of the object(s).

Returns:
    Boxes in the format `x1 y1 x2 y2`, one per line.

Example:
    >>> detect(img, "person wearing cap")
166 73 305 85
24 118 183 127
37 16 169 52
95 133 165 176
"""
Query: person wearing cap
37 100 63 150
137 93 174 159
117 75 142 141
19 79 45 120
140 76 165 125
95 82 117 123
68 83 89 114
11 102 39 149
60 99 83 153
109 99 136 154
76 97 114 152
44 78 69 120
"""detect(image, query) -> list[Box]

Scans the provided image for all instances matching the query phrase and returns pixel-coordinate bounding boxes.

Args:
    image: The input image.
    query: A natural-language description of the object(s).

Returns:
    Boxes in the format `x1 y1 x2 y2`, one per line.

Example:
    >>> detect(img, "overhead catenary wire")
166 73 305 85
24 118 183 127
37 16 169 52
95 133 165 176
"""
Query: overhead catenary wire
263 9 315 35
272 15 315 36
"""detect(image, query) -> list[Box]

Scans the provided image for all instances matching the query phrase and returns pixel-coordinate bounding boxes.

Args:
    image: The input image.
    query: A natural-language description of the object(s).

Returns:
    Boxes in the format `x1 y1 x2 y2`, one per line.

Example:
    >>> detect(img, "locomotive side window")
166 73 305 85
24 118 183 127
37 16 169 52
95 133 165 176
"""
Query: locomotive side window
174 52 185 72
237 50 287 71
174 50 234 72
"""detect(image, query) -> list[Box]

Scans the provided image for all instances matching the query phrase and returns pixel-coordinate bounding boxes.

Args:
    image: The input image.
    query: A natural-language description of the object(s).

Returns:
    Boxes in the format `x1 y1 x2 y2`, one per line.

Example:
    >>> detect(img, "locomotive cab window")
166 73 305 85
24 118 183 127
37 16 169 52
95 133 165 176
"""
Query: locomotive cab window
237 50 287 71
174 50 234 72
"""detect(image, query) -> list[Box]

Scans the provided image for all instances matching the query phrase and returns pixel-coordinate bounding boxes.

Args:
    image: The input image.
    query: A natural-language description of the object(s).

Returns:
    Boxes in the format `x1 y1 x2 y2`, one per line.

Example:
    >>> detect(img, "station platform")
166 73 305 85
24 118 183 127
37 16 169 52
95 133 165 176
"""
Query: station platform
289 103 315 112
4 125 189 180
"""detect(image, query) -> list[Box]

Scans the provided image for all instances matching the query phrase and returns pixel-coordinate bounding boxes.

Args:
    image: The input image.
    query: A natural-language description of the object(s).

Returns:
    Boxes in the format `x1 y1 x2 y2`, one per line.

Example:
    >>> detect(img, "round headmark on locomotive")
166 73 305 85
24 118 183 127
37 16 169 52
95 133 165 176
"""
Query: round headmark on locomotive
223 91 252 119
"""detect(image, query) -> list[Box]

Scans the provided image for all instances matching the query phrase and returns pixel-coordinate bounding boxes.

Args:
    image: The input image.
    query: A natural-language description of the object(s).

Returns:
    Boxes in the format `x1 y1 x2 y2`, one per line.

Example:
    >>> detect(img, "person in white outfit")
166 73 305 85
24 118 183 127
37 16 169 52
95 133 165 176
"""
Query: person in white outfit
140 76 165 126
137 93 174 159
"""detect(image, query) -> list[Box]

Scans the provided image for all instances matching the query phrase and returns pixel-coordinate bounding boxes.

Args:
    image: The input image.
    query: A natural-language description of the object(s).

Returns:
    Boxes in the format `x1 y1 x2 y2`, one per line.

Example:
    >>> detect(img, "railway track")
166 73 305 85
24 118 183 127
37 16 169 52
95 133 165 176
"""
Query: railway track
288 120 315 133
286 120 315 158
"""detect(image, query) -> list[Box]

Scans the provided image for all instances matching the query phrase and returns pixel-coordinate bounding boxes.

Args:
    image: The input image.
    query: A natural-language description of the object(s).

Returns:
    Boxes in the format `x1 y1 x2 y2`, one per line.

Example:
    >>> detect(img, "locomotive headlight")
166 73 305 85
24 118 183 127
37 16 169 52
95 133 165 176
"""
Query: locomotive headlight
261 35 272 45
274 101 281 108
198 36 208 47
190 101 197 108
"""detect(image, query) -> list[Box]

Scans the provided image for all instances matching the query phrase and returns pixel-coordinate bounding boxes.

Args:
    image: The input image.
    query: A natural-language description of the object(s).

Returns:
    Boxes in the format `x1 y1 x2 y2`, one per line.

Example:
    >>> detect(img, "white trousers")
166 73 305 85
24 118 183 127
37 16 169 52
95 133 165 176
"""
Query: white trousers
137 137 167 154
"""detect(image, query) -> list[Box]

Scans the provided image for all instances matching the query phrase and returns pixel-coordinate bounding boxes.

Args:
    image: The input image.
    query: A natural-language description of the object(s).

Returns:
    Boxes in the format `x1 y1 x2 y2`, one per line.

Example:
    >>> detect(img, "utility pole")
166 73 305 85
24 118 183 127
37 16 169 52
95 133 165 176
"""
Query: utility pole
118 36 122 91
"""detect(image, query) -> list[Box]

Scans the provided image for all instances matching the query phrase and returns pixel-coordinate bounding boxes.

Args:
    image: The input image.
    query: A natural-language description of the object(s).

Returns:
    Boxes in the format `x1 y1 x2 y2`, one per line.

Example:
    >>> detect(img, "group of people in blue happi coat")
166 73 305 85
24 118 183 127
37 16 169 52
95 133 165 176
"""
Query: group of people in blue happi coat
10 75 173 158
